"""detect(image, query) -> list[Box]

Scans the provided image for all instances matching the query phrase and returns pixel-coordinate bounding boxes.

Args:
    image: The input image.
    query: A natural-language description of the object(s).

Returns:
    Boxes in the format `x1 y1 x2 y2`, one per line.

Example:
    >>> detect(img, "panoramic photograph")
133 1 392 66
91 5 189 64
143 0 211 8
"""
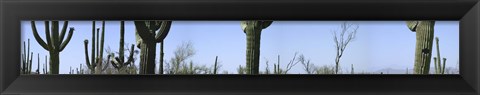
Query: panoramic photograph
20 21 459 75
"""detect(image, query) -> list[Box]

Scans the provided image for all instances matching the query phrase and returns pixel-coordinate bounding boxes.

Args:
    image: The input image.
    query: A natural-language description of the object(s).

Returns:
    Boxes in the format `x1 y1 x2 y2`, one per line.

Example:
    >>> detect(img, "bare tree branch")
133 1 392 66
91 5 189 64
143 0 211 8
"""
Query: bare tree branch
332 21 359 74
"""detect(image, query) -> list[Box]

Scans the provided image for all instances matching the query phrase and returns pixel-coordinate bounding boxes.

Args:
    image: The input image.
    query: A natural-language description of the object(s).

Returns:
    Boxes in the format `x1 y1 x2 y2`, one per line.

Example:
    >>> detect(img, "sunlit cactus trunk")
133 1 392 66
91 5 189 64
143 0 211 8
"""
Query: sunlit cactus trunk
241 21 273 74
406 21 435 74
134 21 172 74
434 37 447 74
31 21 74 74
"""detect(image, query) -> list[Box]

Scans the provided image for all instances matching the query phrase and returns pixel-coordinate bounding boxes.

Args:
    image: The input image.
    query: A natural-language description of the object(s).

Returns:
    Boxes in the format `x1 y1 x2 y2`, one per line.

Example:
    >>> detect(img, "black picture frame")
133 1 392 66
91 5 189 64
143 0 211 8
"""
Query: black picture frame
1 0 479 95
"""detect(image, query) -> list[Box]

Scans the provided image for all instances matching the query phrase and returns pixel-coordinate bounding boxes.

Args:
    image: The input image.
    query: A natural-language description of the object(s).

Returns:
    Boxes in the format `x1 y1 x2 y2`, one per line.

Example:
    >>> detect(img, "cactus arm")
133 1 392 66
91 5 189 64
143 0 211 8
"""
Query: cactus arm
22 41 26 73
134 21 154 41
37 53 40 74
59 28 74 52
442 58 446 74
101 55 111 71
241 21 248 34
155 21 172 42
96 28 100 59
44 21 53 50
51 21 60 51
406 21 418 32
30 21 50 50
29 52 33 73
149 21 161 32
111 57 120 69
84 40 93 70
100 21 105 61
124 44 135 66
261 21 273 29
27 39 31 73
119 21 125 63
91 21 96 68
59 21 69 43
135 31 143 48
435 37 441 74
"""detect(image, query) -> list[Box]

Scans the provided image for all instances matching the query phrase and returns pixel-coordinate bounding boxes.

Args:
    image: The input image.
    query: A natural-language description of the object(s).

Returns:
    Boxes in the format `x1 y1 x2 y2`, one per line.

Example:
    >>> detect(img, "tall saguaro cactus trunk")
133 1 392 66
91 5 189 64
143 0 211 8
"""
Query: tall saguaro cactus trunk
406 21 435 74
433 37 447 74
84 21 110 74
31 21 74 74
21 39 33 74
111 21 135 72
241 21 273 74
134 21 172 74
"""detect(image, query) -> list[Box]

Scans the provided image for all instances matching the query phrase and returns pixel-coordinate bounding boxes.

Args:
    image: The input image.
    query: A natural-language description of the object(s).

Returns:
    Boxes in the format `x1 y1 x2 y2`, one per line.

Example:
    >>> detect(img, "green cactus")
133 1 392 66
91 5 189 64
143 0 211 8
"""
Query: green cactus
21 39 33 74
31 21 74 74
433 37 447 74
111 21 135 71
83 21 110 74
240 21 273 74
406 21 435 74
134 21 172 74
36 53 40 74
214 56 218 74
43 55 48 74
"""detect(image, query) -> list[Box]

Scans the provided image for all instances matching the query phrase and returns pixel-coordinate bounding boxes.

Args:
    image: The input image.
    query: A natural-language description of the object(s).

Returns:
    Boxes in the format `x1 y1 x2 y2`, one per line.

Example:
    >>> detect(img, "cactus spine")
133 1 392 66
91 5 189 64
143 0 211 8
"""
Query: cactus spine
31 21 74 74
134 21 172 74
83 21 110 74
240 21 273 74
434 37 447 74
21 39 33 74
111 21 135 71
406 21 435 74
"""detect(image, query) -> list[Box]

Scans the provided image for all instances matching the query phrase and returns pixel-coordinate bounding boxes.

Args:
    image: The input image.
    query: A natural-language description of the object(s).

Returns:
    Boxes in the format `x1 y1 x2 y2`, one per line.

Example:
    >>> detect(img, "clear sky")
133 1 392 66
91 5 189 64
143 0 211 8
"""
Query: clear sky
21 21 459 74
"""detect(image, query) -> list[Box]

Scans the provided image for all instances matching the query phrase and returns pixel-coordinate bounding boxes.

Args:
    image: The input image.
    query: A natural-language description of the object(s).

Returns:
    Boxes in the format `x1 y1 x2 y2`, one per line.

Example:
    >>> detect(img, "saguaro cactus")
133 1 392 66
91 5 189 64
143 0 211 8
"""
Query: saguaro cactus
31 21 74 74
111 21 135 71
214 56 218 74
36 53 40 74
240 21 273 74
433 37 447 74
134 21 172 74
83 21 110 74
406 21 435 74
21 39 33 74
43 55 48 74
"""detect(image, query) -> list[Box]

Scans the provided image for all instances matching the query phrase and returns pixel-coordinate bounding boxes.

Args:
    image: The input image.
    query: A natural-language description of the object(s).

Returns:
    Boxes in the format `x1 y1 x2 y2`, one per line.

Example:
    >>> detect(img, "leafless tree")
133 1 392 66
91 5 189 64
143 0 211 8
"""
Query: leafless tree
332 22 359 74
298 54 315 74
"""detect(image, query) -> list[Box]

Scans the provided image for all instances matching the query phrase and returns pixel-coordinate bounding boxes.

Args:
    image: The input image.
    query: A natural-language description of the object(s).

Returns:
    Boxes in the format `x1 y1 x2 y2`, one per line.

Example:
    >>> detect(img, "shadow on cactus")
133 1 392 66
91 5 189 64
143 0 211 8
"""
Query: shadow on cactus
134 21 172 74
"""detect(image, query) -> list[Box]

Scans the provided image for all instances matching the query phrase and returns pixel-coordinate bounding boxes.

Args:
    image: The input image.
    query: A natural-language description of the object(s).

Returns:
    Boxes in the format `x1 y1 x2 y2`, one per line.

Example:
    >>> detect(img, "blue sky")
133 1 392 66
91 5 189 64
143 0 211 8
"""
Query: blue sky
21 21 459 74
